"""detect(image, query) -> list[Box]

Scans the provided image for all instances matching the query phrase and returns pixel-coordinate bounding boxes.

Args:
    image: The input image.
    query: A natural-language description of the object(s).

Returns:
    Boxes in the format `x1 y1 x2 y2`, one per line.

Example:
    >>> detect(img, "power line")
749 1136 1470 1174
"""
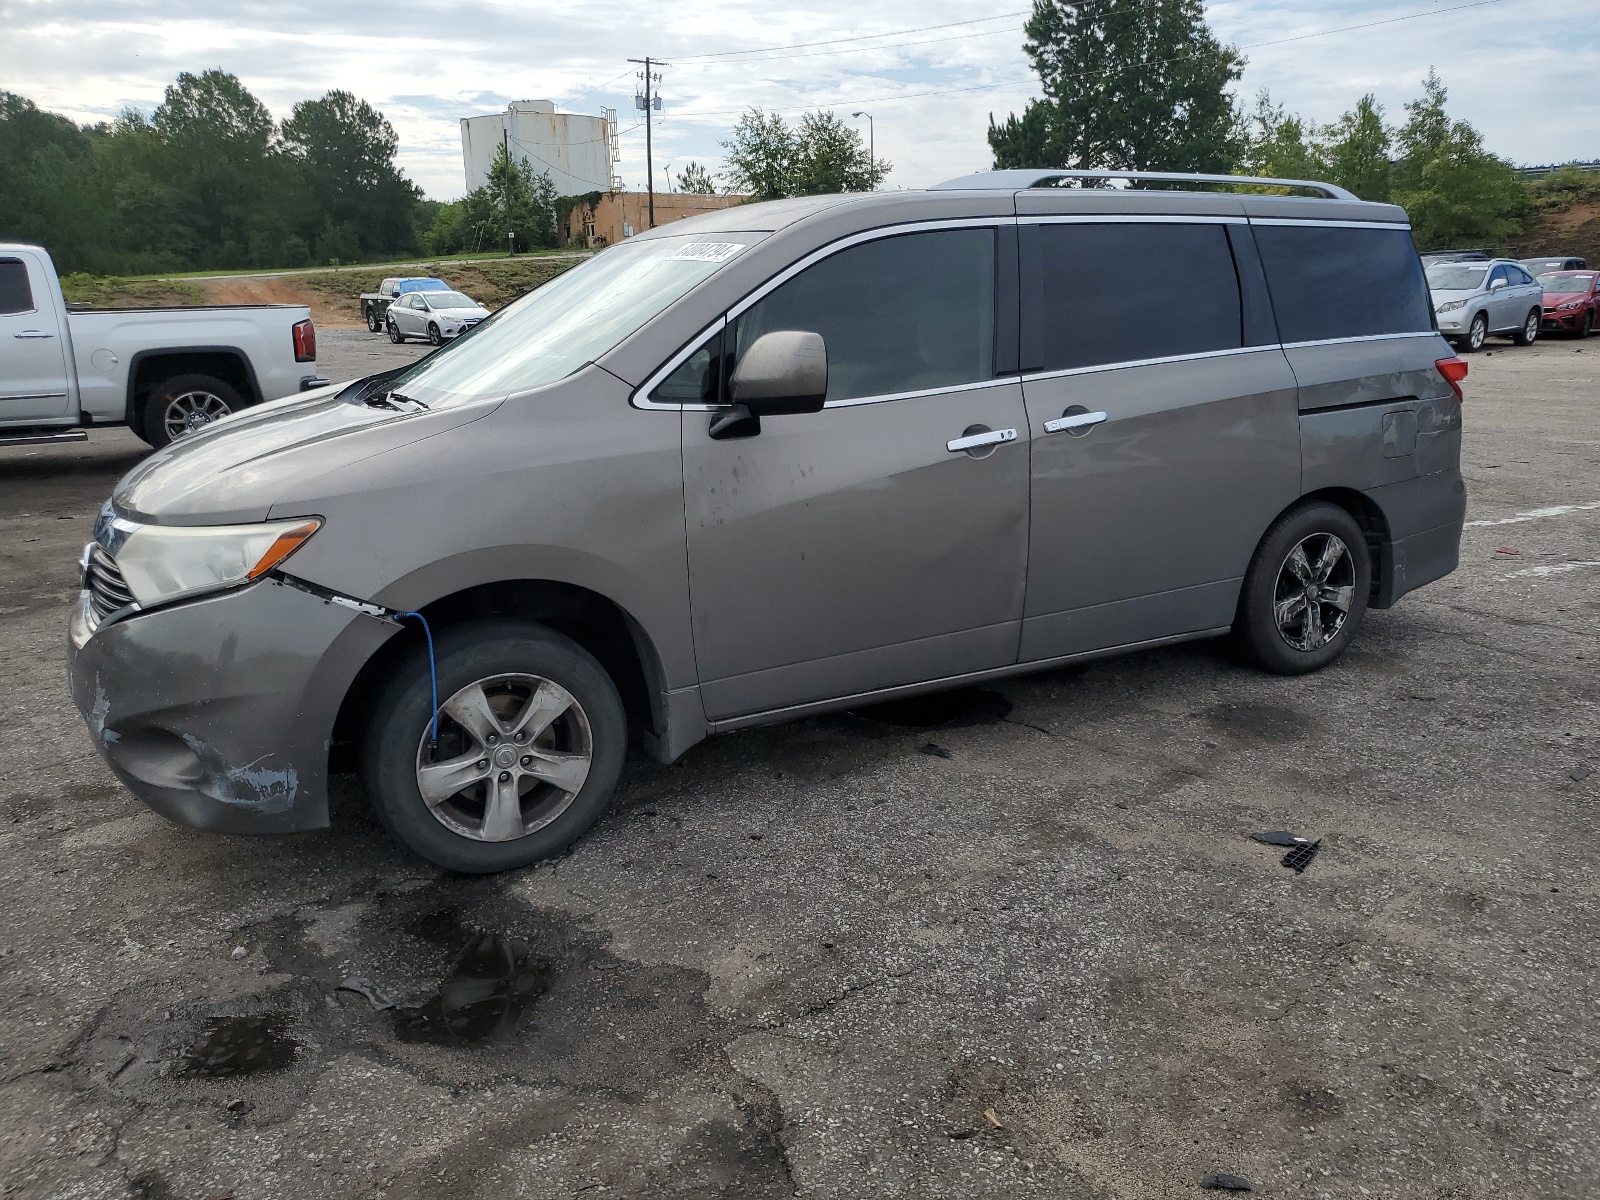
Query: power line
669 11 1030 63
669 0 1525 119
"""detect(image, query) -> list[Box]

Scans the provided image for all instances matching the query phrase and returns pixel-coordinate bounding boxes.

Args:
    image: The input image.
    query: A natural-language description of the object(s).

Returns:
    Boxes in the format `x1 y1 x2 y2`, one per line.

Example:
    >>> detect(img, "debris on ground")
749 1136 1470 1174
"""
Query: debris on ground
1571 764 1593 782
230 946 247 960
1249 830 1322 873
920 743 952 759
984 1107 1003 1128
336 976 396 1011
1250 831 1312 848
1200 1173 1253 1191
1495 546 1521 556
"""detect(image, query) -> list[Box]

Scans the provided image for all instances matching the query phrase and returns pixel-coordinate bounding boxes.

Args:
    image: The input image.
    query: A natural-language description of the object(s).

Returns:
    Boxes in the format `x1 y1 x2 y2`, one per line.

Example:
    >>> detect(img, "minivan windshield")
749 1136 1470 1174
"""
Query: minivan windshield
1426 264 1487 290
387 234 757 405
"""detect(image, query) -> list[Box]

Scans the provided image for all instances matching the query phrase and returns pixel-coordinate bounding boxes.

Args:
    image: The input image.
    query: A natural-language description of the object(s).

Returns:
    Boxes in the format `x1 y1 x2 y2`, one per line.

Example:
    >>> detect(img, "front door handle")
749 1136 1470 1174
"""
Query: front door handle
14 330 56 340
1043 409 1107 435
946 427 1017 453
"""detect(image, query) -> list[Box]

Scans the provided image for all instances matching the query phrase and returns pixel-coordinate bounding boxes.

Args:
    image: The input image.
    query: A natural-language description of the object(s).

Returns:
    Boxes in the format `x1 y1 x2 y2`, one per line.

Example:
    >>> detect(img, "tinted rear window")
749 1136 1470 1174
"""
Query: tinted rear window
1031 223 1242 371
1255 225 1431 343
0 260 35 315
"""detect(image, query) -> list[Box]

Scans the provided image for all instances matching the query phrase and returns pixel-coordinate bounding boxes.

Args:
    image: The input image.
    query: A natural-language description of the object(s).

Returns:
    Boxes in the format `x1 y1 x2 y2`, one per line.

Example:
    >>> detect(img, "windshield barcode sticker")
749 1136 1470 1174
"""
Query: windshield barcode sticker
669 242 747 263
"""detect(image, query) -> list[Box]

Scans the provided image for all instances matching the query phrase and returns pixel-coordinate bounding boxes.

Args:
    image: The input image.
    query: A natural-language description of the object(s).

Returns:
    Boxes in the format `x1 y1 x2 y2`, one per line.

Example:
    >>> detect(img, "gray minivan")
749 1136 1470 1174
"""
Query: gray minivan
69 169 1468 873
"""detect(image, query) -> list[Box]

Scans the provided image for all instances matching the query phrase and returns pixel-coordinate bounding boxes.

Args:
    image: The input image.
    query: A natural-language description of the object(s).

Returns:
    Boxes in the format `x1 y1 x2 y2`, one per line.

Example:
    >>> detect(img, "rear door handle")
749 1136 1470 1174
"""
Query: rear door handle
1043 410 1108 434
14 330 56 339
946 428 1017 453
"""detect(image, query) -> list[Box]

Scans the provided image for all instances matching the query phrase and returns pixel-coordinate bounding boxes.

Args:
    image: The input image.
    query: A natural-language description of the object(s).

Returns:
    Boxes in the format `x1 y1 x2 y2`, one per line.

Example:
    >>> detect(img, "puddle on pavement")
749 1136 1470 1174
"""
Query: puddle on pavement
849 687 1013 729
391 931 554 1046
181 1014 298 1077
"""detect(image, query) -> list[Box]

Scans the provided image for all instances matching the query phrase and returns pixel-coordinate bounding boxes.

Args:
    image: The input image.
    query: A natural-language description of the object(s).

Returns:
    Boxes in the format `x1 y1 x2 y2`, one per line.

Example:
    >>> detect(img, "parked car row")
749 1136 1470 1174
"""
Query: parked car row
357 275 491 345
1425 253 1596 351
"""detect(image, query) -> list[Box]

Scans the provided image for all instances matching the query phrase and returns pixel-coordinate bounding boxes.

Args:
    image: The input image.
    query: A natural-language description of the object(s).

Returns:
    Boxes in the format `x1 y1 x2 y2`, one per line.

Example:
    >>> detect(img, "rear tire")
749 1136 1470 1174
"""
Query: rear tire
361 620 627 874
366 306 382 333
140 372 243 450
1511 308 1539 346
387 317 404 344
1232 501 1372 676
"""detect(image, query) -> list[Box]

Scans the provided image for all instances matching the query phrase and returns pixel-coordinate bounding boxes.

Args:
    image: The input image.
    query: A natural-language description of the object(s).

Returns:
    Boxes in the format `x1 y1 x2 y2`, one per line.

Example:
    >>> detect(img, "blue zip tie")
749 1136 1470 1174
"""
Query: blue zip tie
397 611 439 746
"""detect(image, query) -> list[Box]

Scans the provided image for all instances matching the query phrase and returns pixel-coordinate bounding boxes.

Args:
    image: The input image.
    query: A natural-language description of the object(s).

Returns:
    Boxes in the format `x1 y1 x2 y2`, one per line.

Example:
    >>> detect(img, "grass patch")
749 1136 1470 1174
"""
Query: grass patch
60 273 205 308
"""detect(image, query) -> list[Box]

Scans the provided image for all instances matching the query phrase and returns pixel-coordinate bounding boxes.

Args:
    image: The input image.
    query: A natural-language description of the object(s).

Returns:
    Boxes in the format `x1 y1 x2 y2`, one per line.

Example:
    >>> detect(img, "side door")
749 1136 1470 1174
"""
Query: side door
1510 264 1541 332
676 224 1031 720
1485 265 1514 331
1017 219 1300 661
0 253 73 423
396 294 422 336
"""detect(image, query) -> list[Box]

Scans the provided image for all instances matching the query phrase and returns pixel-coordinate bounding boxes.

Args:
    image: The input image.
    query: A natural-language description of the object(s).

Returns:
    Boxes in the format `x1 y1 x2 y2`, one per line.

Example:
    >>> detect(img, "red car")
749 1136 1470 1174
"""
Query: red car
1537 269 1600 337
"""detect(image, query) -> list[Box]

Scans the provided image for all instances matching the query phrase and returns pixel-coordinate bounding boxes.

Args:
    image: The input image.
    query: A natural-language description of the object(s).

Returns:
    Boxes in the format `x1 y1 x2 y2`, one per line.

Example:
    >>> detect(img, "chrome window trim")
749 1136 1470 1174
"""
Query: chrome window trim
633 217 1012 412
1279 330 1439 350
822 377 1018 410
1020 344 1276 384
1019 214 1245 226
1249 218 1413 232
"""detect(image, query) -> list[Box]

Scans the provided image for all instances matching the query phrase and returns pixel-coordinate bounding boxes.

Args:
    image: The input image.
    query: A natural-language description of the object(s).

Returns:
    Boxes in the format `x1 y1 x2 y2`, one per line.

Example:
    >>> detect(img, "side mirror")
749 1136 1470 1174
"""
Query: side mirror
730 331 828 415
1489 278 1507 291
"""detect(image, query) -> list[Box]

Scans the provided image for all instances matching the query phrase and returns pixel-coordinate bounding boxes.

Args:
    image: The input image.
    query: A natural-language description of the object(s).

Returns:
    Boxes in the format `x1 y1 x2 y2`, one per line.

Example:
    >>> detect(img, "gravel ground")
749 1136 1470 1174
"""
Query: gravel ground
0 335 1596 1199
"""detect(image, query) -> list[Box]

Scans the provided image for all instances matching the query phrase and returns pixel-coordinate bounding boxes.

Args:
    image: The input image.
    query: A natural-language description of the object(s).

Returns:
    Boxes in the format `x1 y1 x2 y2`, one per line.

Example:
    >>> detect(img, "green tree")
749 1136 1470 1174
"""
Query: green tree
1321 94 1392 201
677 161 717 194
1392 69 1521 249
281 89 421 260
481 141 559 252
720 108 888 198
989 0 1244 174
1236 90 1325 184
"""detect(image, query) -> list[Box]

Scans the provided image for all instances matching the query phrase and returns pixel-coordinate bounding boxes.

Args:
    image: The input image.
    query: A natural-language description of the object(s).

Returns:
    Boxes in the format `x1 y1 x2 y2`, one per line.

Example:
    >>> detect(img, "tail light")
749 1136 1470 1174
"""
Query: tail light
1435 355 1467 401
292 318 317 363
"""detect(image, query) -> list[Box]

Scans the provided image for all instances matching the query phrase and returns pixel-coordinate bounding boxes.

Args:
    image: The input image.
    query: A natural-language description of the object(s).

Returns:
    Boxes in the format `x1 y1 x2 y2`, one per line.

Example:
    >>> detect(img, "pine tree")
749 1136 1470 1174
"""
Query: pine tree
677 161 716 195
989 0 1244 174
1392 69 1521 249
1321 95 1392 202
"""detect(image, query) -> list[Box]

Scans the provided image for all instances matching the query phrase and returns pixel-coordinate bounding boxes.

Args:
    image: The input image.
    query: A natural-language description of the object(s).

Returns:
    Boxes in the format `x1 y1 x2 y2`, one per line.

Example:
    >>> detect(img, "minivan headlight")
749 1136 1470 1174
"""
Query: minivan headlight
1434 299 1468 313
115 519 321 607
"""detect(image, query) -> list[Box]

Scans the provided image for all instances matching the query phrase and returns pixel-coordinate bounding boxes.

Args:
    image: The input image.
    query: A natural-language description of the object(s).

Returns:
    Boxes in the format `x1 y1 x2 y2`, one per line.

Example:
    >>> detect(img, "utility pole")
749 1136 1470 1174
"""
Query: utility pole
501 126 515 255
629 57 664 228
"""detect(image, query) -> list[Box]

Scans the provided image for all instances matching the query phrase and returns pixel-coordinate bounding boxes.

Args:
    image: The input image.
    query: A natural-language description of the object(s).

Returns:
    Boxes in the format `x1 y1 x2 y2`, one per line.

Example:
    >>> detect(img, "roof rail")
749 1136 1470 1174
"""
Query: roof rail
929 168 1360 202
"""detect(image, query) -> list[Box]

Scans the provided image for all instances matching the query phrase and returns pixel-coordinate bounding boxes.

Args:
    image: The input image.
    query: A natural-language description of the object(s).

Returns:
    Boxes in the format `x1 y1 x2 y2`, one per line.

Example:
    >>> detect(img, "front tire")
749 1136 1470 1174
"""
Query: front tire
387 317 404 344
428 322 443 346
1578 310 1593 339
1461 311 1488 352
361 620 627 874
1511 308 1539 346
140 372 243 449
1232 501 1372 676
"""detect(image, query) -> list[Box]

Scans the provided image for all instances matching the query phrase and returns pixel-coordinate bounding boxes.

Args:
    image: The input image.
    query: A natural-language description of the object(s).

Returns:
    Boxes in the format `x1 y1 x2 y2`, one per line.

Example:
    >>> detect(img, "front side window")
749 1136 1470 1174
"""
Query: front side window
387 234 756 406
1030 222 1242 371
731 228 996 403
1256 225 1432 343
0 260 36 315
1488 266 1509 288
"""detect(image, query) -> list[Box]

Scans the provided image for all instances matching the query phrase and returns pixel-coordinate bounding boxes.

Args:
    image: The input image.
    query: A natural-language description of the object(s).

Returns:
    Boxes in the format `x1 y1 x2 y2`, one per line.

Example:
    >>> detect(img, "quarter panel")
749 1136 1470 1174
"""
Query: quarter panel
1286 333 1456 412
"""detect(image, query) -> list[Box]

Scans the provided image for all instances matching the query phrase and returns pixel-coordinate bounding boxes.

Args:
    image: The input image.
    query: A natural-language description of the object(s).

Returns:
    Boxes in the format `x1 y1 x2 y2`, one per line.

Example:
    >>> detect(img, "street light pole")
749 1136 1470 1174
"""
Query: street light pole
852 111 874 187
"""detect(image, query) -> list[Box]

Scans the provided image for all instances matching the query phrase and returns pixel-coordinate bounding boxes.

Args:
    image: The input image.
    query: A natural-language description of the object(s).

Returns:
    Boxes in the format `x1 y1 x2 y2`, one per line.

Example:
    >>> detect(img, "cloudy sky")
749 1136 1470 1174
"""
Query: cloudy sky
4 0 1596 200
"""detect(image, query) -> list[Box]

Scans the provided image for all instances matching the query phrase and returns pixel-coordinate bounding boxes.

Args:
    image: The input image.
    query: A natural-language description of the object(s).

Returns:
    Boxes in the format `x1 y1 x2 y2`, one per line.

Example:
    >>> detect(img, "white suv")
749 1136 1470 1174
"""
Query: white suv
1427 258 1543 352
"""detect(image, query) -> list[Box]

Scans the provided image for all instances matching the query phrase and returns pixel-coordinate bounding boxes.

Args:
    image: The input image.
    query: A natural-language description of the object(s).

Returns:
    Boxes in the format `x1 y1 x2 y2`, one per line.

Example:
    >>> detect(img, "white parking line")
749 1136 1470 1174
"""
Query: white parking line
1466 501 1600 528
1504 561 1600 578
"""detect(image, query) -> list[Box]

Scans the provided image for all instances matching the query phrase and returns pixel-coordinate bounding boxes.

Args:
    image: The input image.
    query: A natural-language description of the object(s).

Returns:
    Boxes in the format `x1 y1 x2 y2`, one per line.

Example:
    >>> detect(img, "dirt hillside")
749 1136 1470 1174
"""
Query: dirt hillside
1514 199 1600 265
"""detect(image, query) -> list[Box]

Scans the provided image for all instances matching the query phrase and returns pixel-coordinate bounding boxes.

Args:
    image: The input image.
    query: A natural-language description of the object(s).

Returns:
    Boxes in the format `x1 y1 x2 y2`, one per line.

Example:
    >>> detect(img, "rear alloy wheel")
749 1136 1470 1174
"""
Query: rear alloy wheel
387 317 404 344
1233 500 1372 675
1461 311 1488 352
1511 308 1539 346
362 620 626 873
140 372 243 450
428 322 443 346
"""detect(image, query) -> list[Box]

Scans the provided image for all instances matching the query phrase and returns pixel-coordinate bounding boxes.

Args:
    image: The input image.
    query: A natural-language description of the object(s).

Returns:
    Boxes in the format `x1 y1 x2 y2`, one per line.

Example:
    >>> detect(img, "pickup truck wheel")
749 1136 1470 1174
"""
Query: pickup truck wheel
361 619 627 874
1232 500 1371 675
141 373 243 449
386 317 404 344
428 322 443 346
366 306 382 333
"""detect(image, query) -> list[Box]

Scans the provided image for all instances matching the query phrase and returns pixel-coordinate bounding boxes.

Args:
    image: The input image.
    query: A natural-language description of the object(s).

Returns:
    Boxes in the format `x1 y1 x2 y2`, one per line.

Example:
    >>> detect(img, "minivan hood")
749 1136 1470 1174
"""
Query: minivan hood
114 384 499 525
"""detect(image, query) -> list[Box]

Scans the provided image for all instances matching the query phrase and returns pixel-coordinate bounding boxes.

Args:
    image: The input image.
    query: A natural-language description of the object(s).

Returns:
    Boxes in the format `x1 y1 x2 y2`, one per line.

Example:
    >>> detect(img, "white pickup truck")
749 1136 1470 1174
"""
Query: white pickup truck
0 243 329 450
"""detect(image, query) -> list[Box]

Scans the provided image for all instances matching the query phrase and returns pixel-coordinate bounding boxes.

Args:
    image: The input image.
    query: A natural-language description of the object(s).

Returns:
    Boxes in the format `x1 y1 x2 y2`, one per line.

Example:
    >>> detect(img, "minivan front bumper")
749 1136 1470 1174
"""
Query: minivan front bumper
67 576 397 835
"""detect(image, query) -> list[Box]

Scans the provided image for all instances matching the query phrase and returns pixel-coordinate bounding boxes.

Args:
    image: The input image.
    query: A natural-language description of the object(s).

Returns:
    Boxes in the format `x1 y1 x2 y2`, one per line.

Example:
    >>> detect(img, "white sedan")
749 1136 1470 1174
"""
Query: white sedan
386 290 491 345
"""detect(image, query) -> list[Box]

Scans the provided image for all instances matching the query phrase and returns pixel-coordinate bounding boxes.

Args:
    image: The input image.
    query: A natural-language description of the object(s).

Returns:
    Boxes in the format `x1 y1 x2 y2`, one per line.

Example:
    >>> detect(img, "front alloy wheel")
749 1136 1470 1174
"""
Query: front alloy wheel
1463 312 1488 352
416 673 593 843
1272 533 1356 652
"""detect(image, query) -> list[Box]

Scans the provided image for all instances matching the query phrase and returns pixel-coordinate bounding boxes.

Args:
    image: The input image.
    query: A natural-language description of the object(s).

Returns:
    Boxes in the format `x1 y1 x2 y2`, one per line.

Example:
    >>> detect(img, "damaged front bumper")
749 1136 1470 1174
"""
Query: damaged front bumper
67 575 397 834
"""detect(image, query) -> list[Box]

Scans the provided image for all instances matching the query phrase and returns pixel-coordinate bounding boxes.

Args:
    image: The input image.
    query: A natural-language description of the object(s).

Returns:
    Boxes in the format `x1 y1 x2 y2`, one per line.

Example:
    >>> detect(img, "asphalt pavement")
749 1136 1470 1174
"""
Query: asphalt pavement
0 334 1596 1199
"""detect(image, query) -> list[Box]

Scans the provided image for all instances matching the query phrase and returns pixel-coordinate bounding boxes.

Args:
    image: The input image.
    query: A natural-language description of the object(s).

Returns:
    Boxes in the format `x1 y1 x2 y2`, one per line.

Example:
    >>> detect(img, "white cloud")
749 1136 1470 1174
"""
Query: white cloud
3 0 1595 199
